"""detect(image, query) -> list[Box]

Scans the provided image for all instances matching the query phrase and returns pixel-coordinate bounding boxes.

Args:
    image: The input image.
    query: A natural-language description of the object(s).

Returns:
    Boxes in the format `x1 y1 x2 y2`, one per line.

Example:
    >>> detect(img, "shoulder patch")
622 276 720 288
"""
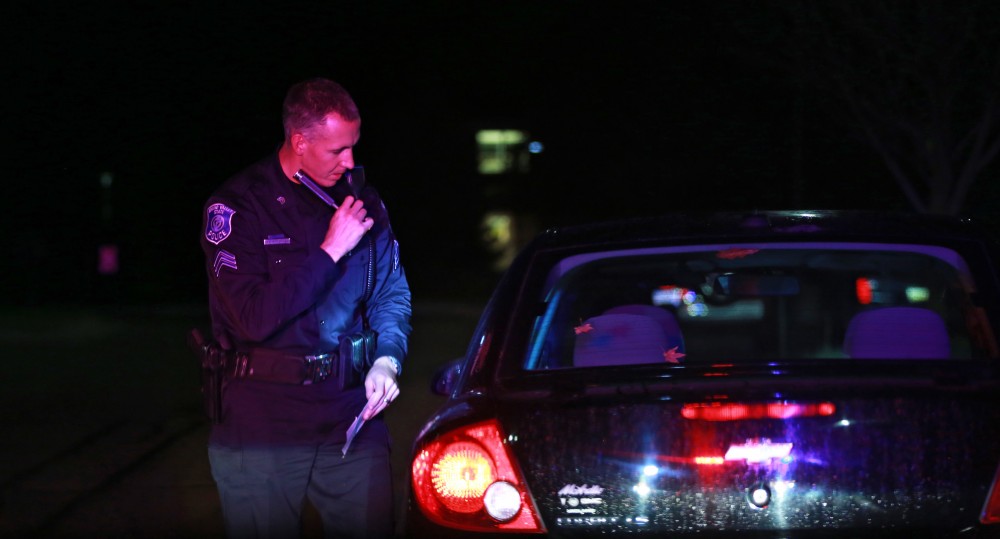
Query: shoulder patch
205 203 236 245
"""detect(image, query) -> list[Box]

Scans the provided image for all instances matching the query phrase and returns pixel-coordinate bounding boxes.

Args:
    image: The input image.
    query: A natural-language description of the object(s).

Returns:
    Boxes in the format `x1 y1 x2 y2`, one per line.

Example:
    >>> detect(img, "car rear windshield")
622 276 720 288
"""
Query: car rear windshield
523 242 998 369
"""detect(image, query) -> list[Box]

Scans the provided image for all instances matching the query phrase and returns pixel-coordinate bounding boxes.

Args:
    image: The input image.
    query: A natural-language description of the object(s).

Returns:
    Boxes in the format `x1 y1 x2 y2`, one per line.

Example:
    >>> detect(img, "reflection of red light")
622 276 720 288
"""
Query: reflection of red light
983 463 1000 523
704 365 733 377
717 248 760 260
856 277 873 305
606 451 729 467
682 402 836 421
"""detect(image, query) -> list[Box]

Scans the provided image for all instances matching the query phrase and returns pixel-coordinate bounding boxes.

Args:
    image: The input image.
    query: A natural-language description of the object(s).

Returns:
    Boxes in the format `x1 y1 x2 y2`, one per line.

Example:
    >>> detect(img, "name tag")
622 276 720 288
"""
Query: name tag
263 235 291 246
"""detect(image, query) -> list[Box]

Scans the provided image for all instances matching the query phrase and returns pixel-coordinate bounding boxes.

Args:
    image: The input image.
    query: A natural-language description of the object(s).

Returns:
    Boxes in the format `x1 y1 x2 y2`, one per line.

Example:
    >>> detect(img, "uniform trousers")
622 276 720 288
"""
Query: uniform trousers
209 440 393 539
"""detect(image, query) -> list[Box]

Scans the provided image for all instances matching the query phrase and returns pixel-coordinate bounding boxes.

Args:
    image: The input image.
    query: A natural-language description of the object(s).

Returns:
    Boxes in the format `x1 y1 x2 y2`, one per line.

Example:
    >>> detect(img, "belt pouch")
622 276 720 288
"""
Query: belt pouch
338 329 377 390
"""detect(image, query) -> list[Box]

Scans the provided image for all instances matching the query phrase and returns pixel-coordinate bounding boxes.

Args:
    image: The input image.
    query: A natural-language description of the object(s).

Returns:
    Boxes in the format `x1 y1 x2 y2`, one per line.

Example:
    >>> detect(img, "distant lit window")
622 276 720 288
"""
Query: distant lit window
476 129 541 174
481 211 516 271
98 244 119 275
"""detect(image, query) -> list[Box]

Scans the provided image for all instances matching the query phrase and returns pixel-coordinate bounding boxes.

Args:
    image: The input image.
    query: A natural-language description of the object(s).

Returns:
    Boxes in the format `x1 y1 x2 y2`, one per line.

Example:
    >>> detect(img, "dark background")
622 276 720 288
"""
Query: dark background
5 1 999 306
3 4 1000 535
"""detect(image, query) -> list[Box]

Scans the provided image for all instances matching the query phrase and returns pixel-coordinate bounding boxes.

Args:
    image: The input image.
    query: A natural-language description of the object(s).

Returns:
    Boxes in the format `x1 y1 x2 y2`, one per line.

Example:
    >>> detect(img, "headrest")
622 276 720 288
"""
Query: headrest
603 304 685 354
573 312 671 367
843 306 950 359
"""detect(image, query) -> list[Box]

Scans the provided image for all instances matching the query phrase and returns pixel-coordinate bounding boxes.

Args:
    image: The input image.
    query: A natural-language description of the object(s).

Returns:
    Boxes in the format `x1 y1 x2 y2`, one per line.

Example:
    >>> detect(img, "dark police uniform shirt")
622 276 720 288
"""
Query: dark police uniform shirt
201 152 412 448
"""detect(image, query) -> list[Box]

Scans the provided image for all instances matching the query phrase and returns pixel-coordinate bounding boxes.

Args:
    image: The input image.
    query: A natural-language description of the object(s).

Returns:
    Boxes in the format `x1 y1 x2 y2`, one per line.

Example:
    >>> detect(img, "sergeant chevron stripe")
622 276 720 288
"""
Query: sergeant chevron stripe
213 250 237 277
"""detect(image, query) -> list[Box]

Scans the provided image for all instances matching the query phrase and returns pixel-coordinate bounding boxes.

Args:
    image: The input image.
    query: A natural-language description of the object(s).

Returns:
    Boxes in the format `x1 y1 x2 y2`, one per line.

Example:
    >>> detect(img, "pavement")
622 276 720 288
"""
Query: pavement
0 301 483 538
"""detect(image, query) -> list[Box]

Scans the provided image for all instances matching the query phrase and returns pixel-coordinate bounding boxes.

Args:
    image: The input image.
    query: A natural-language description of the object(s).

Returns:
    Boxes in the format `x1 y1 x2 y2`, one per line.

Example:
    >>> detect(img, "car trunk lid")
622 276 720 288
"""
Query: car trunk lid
497 368 1000 535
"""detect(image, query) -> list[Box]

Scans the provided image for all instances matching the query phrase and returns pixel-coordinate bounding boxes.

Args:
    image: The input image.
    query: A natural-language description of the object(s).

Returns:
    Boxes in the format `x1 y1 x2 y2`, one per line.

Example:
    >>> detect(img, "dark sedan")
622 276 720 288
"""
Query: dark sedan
405 211 1000 538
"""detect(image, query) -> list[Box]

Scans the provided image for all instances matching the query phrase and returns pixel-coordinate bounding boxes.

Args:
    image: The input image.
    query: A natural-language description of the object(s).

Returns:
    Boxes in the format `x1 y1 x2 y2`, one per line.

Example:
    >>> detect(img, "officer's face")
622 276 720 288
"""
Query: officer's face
298 114 361 188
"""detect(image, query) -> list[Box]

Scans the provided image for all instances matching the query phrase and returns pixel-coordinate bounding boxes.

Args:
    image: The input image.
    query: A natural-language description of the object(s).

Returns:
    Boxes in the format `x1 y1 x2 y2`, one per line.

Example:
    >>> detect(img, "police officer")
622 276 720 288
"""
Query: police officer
200 78 411 538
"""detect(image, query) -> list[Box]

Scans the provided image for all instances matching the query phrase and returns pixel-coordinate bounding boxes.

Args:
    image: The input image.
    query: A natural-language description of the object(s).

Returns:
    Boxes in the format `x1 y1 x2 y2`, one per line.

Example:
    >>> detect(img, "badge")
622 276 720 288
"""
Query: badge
205 203 236 245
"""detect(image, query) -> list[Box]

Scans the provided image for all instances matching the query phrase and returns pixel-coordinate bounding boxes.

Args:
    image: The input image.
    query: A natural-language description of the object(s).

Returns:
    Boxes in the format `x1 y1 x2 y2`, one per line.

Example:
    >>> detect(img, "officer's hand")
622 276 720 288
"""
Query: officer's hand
321 196 374 262
362 357 400 420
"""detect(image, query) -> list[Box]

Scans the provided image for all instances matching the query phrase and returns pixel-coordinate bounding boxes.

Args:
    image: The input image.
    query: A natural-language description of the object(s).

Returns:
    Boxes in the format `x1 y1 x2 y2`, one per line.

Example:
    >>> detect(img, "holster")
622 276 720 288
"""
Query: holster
338 329 377 390
187 328 225 424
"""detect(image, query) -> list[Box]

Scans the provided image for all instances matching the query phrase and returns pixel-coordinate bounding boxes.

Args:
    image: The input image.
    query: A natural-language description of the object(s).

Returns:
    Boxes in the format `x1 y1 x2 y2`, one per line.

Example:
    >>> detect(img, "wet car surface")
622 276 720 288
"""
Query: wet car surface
405 211 1000 538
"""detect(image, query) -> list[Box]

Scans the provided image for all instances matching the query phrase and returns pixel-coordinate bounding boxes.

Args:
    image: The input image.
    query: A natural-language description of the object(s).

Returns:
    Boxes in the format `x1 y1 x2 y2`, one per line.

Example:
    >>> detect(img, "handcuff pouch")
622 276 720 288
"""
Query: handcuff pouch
338 329 377 390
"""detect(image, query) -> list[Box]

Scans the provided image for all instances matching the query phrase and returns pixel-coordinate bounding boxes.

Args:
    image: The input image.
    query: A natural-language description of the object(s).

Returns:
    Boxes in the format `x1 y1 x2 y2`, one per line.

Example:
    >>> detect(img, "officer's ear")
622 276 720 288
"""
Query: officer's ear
291 132 309 155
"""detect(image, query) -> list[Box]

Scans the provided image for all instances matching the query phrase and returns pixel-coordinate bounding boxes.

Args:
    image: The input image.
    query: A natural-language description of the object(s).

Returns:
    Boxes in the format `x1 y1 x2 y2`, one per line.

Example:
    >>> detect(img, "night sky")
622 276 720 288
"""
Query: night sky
7 2 997 305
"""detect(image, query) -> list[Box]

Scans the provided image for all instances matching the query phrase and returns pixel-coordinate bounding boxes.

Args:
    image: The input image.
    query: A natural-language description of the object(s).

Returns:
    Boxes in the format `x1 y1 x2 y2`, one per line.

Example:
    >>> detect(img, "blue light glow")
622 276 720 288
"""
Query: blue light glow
633 482 651 497
686 303 709 317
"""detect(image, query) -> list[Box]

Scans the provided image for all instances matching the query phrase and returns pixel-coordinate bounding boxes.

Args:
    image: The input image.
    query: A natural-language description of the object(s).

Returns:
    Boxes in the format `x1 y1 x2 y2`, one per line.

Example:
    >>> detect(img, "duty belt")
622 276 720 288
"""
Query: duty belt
229 348 338 385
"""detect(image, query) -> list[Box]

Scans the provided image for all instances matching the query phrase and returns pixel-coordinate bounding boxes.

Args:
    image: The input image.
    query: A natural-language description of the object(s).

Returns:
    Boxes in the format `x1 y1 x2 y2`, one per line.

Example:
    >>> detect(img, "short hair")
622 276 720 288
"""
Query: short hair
281 78 360 140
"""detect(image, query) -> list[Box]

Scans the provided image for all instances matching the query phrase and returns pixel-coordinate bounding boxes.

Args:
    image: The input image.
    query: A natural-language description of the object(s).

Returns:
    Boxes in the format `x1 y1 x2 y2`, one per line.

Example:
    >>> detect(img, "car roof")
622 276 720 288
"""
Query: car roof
528 210 994 251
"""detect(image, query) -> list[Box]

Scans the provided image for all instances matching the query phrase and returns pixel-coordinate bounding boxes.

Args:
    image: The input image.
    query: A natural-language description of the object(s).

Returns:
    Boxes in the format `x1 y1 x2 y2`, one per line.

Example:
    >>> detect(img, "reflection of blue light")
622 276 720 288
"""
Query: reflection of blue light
528 141 544 153
772 480 795 494
686 303 709 317
633 482 651 497
643 465 659 477
652 287 684 307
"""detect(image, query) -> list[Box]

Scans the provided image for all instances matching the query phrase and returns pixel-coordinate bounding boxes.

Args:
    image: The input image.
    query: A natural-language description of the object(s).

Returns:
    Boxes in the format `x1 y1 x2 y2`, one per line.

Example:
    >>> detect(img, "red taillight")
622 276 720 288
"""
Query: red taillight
430 441 496 513
983 462 1000 524
412 419 545 533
